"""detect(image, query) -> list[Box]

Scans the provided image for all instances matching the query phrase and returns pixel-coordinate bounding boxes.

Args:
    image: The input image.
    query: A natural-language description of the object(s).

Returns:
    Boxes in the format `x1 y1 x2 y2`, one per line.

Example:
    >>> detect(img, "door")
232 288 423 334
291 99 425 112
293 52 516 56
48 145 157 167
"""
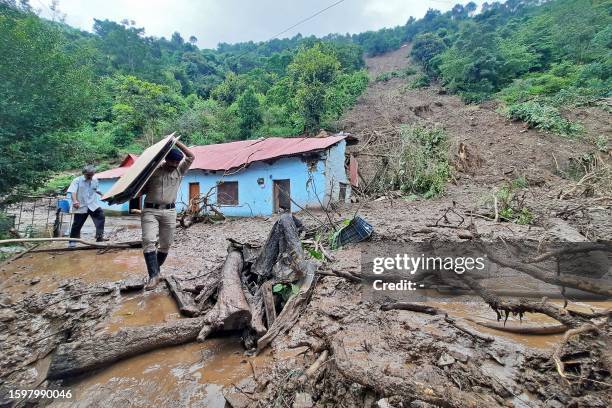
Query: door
273 180 291 213
189 182 200 212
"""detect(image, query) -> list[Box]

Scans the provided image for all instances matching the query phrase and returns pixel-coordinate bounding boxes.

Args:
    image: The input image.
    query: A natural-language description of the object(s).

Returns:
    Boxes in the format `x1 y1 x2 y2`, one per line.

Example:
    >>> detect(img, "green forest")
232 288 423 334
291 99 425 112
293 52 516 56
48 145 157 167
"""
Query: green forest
0 0 610 200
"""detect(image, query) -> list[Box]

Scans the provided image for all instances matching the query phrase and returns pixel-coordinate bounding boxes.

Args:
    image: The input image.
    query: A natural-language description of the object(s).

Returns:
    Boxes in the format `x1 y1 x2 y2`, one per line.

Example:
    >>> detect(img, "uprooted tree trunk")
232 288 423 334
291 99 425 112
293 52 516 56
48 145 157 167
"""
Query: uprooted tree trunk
47 213 319 380
197 249 251 341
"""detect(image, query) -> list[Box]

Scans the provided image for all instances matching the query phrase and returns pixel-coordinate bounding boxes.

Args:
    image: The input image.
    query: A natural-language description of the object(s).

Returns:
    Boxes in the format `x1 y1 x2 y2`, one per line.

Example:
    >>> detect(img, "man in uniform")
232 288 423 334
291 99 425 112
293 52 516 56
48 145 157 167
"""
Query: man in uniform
67 165 107 245
141 141 194 290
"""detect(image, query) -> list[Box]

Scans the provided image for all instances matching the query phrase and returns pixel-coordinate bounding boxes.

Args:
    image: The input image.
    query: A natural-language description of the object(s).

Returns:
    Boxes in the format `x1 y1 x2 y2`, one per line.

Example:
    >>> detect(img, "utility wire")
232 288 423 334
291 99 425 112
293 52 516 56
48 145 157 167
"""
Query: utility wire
268 0 346 41
230 0 348 59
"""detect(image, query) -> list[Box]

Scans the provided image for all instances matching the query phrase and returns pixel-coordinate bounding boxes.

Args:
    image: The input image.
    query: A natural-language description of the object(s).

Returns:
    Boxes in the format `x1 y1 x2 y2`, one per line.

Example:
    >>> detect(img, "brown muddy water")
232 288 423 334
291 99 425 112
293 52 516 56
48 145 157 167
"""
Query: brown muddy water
0 250 145 299
1 250 268 407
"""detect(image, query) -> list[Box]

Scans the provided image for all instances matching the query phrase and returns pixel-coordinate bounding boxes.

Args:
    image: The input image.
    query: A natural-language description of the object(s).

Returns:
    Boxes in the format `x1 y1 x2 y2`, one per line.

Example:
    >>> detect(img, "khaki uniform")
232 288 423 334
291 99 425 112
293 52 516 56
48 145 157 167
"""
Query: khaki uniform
141 156 193 253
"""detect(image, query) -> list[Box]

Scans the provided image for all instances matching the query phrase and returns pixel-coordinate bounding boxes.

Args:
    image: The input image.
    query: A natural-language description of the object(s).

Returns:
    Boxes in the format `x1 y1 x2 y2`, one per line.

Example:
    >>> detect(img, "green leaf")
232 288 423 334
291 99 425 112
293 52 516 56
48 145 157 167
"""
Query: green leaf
272 283 285 293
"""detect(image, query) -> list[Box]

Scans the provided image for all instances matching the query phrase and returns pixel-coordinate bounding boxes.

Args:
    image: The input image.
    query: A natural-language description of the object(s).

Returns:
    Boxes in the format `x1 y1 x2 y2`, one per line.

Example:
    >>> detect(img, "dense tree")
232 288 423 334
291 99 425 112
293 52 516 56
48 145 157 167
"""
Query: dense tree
237 88 263 138
0 4 96 196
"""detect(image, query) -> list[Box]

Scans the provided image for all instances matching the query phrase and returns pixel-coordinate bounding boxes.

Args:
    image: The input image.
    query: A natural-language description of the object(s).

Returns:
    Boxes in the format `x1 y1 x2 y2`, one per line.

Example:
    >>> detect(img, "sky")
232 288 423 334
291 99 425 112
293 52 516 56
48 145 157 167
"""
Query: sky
35 0 485 49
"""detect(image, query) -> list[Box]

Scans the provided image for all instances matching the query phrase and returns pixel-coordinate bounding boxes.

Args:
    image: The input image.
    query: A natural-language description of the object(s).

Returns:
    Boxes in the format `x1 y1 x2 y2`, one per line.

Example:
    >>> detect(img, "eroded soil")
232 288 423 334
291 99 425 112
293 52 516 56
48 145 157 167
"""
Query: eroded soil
1 45 610 407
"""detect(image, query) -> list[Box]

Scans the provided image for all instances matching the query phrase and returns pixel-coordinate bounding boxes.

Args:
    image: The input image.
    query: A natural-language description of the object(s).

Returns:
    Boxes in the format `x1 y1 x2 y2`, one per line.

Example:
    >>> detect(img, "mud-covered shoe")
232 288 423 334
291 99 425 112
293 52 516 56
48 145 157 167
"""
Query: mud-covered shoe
144 276 161 291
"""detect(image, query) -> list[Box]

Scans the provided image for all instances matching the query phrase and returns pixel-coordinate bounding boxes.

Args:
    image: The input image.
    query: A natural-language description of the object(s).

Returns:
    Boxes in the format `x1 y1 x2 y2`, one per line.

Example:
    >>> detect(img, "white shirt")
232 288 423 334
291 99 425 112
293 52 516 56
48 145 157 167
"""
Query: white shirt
67 176 101 213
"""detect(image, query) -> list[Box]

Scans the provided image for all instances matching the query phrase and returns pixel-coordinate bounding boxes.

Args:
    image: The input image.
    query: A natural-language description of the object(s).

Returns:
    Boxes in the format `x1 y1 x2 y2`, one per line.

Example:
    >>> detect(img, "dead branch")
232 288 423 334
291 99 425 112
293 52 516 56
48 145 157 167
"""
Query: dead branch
256 271 317 354
298 349 329 383
552 322 603 383
479 244 612 297
165 276 199 317
464 317 568 335
380 302 441 315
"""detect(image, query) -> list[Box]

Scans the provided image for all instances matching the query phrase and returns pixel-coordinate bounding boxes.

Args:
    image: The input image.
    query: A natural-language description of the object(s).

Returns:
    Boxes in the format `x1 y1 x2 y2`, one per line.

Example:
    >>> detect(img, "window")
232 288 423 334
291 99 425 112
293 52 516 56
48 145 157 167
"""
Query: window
217 181 238 205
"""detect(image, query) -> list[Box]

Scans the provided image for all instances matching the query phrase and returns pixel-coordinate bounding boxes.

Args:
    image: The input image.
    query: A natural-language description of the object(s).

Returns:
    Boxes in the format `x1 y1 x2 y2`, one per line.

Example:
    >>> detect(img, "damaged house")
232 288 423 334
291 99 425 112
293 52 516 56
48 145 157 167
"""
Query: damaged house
96 135 354 216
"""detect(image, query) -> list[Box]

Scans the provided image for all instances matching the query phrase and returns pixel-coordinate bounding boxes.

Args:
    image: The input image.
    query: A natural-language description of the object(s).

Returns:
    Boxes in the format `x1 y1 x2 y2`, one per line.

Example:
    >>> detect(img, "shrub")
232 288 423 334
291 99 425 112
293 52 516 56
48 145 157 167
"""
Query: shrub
506 101 583 136
370 125 450 198
410 74 430 89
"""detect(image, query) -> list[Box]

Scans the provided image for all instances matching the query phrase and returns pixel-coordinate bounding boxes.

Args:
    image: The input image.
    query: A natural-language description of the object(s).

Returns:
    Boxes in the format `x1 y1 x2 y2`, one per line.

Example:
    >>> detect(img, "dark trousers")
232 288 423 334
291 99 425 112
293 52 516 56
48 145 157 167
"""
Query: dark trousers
70 208 105 239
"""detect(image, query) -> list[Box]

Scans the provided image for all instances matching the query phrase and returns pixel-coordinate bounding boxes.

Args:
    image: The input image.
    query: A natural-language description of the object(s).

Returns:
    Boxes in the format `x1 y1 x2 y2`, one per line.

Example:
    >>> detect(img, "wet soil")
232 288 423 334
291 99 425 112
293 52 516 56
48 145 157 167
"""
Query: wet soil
1 45 610 407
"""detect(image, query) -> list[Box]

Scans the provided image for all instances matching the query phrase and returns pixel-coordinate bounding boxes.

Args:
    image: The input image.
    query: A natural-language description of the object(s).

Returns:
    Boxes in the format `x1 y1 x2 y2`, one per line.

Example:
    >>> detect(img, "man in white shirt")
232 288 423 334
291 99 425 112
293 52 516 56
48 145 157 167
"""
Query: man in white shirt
66 165 107 243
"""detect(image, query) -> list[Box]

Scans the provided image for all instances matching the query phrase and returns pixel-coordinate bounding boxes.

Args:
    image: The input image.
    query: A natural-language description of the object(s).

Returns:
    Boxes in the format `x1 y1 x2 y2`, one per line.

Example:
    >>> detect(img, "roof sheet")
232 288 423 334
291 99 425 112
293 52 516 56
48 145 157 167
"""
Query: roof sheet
190 135 345 171
97 136 345 180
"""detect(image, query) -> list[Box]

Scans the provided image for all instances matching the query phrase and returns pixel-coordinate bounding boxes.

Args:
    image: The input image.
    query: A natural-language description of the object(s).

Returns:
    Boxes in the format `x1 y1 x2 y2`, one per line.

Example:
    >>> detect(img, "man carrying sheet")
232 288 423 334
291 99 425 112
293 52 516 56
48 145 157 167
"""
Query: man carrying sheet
140 140 194 290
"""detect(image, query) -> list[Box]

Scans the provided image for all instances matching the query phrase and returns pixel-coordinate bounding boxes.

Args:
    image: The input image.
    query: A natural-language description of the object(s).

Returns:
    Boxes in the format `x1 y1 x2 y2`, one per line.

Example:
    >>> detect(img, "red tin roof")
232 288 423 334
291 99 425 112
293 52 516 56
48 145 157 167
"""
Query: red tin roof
97 136 345 179
190 136 345 171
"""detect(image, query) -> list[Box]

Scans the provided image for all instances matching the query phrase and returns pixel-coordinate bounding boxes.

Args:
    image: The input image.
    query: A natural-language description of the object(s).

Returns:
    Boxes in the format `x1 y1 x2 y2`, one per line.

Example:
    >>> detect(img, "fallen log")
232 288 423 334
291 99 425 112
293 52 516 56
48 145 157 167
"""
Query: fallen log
47 317 204 379
197 250 252 341
165 275 199 317
464 317 568 334
380 302 442 315
479 244 612 297
0 237 142 249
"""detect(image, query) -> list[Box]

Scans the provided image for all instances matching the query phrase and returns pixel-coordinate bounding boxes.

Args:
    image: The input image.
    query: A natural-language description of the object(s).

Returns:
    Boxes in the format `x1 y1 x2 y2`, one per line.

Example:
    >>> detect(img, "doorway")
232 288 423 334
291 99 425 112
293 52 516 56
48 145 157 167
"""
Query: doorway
273 180 291 213
189 182 200 212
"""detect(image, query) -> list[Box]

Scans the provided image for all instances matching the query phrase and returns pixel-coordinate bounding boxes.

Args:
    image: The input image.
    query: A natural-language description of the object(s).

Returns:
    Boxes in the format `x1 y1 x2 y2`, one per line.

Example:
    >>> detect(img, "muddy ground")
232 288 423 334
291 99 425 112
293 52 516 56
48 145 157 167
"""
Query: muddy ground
0 45 611 407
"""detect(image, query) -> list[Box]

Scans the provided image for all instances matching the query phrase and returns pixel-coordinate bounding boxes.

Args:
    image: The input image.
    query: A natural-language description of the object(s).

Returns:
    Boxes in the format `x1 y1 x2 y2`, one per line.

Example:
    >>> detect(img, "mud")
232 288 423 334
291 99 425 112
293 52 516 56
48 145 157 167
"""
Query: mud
1 44 610 407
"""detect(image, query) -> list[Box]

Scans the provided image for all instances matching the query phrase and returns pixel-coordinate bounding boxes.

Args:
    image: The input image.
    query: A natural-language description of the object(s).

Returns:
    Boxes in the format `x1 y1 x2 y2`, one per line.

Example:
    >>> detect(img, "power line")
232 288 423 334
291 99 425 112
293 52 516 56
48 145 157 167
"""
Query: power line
268 0 347 41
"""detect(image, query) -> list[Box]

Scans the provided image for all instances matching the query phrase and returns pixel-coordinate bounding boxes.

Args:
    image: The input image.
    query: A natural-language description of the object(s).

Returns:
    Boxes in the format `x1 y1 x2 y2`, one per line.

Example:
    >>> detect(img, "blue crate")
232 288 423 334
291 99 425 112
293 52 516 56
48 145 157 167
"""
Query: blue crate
332 216 373 248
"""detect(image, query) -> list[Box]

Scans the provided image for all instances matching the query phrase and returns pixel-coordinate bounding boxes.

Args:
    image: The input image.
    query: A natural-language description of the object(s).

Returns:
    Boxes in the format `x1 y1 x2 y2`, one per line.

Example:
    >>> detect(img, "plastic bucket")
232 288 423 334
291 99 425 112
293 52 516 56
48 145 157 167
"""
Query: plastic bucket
58 199 71 213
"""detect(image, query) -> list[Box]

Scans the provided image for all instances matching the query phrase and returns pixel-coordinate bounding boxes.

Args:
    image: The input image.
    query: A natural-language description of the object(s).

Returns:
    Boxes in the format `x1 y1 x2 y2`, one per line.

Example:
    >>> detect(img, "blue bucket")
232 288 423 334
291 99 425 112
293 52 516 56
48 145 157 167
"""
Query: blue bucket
58 199 71 213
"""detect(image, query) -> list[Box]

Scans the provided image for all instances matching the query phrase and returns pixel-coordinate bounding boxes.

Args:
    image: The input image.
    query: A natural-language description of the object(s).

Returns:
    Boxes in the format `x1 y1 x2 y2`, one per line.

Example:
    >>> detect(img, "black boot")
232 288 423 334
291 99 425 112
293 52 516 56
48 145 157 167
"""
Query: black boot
143 251 160 290
157 251 168 268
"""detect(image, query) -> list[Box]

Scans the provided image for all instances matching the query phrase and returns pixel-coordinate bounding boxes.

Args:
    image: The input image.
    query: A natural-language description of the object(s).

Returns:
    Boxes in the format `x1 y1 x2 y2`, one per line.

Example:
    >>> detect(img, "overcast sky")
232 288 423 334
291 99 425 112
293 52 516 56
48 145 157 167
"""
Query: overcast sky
36 0 485 49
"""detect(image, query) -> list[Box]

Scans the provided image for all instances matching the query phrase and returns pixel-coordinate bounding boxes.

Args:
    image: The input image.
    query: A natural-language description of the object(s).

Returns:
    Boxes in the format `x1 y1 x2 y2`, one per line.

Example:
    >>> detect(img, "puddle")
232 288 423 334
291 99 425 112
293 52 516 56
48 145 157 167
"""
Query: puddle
0 250 145 299
47 275 268 407
50 337 263 408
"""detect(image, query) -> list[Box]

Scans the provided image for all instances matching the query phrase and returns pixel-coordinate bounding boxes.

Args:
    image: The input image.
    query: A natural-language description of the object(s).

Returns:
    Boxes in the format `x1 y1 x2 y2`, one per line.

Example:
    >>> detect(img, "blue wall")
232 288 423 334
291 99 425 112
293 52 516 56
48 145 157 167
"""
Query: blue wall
98 140 349 217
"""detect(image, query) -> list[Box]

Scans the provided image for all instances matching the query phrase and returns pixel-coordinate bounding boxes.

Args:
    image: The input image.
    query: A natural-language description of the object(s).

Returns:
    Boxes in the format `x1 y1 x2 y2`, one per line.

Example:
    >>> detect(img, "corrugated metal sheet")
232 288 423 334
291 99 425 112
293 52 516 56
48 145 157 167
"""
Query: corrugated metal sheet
102 134 176 204
190 136 346 171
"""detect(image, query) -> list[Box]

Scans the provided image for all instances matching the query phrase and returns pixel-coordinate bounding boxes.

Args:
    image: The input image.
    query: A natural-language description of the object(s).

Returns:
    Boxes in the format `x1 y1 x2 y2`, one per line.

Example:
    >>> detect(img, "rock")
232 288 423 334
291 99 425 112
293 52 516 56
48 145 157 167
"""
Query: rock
377 399 394 408
293 392 314 408
0 309 17 322
448 349 469 363
30 277 41 285
66 303 88 312
436 353 455 367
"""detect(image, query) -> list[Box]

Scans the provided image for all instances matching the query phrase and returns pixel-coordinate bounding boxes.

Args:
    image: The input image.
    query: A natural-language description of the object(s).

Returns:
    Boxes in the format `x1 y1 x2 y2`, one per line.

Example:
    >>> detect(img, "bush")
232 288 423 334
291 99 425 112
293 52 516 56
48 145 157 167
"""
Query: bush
370 125 450 198
488 177 534 225
506 101 583 136
410 74 430 89
36 173 76 195
375 71 398 82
